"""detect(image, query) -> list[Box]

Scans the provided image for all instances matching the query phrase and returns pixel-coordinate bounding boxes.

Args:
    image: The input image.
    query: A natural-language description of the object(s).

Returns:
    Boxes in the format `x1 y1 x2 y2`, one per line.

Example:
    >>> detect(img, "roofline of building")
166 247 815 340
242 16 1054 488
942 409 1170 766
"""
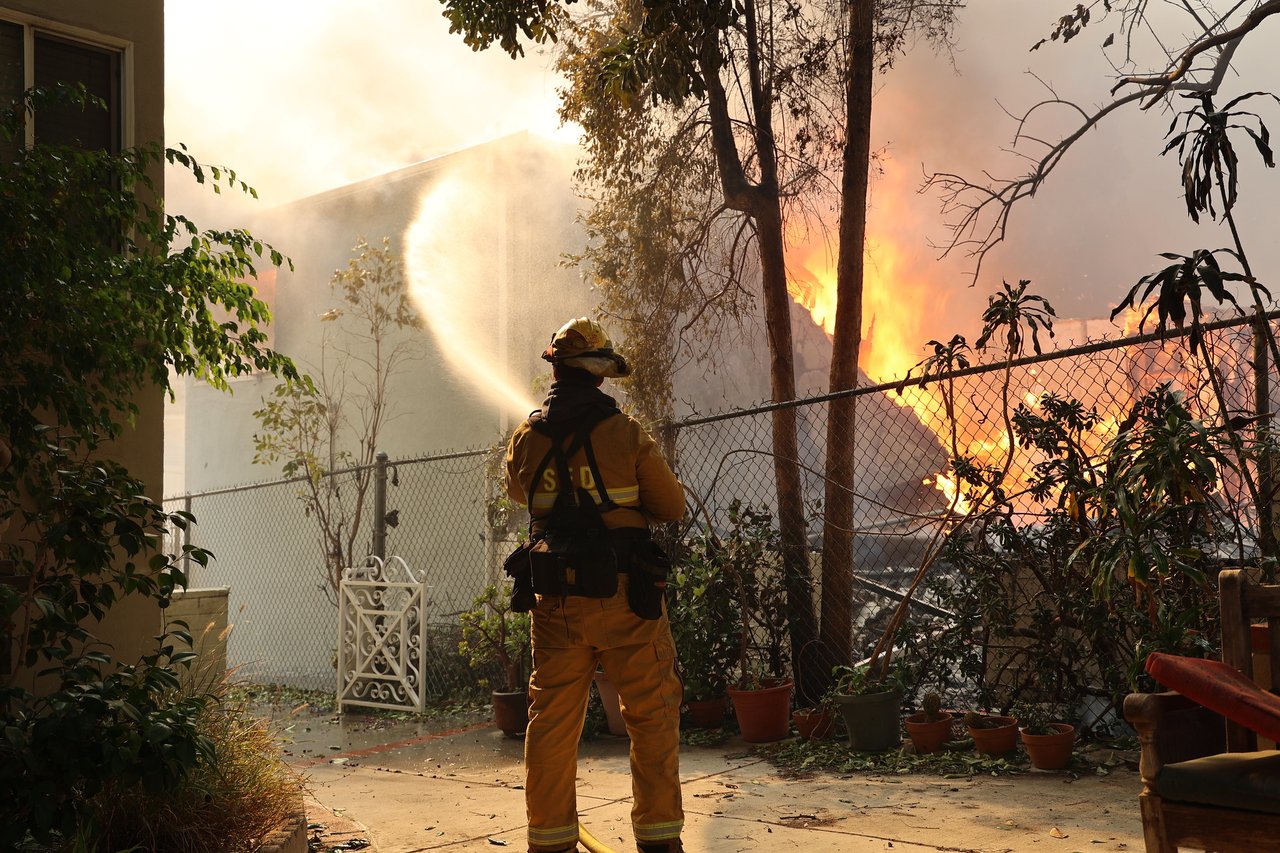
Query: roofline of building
267 131 577 214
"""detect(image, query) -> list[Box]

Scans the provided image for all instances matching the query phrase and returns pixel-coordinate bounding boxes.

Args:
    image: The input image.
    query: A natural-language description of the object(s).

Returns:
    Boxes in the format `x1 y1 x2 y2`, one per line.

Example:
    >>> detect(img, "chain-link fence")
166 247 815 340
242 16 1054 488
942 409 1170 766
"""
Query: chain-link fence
166 448 499 692
167 312 1277 706
672 314 1269 660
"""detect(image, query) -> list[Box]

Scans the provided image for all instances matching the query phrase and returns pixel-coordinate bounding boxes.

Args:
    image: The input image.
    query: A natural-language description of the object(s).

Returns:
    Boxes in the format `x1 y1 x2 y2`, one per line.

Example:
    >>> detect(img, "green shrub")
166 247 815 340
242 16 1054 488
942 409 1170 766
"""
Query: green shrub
458 585 532 692
1 638 214 847
669 530 741 700
898 387 1225 724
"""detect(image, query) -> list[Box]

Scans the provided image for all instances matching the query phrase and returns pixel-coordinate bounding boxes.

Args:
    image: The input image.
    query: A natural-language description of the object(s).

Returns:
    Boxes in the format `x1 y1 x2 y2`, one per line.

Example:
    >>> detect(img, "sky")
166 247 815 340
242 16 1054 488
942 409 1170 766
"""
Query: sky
164 1 1280 378
164 1 574 208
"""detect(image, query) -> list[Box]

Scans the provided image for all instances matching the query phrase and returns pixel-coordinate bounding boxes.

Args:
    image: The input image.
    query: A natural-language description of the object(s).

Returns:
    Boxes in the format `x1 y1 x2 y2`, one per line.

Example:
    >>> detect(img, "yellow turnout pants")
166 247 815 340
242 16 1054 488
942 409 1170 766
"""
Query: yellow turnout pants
525 576 683 852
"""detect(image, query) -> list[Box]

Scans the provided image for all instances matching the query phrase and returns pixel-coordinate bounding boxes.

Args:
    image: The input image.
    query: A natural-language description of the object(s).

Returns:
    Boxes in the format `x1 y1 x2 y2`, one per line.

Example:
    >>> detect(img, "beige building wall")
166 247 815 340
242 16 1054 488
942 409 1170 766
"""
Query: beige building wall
3 1 167 684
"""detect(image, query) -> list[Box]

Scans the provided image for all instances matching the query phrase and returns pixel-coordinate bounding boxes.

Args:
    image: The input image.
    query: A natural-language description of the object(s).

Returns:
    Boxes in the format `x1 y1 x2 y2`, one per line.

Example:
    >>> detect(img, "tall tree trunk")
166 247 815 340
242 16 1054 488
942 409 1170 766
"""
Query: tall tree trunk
700 5 818 700
744 0 819 705
757 200 819 704
818 0 875 685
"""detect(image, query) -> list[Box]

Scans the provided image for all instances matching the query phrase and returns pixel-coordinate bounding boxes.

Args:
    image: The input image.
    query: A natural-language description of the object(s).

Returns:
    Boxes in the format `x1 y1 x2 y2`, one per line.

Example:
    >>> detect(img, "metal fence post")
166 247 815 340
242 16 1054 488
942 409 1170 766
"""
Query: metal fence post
1255 316 1276 577
182 493 193 583
373 451 388 560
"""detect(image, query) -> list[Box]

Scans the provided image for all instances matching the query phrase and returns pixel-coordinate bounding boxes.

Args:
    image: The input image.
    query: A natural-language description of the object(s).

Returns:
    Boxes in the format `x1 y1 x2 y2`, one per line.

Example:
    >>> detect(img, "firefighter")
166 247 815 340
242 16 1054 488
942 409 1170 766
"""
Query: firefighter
505 318 686 853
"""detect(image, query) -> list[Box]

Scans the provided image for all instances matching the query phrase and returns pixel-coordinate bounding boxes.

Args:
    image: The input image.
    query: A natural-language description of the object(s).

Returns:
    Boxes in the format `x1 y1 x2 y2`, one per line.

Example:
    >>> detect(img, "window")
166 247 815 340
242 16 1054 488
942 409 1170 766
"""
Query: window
0 17 123 158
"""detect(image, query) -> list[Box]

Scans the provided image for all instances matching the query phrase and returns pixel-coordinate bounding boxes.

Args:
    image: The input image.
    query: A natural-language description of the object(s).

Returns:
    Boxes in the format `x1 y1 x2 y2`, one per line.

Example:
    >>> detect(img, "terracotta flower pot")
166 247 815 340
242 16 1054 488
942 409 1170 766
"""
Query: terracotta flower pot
792 707 835 740
492 689 530 737
593 671 629 737
904 711 954 755
967 715 1018 756
727 678 793 743
1020 723 1076 770
686 696 728 728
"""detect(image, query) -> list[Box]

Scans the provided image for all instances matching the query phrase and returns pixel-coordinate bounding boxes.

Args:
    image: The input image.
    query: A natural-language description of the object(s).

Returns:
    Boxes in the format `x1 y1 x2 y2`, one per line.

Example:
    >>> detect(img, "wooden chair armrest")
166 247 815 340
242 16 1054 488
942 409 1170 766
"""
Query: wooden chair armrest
1124 690 1199 728
1124 691 1227 785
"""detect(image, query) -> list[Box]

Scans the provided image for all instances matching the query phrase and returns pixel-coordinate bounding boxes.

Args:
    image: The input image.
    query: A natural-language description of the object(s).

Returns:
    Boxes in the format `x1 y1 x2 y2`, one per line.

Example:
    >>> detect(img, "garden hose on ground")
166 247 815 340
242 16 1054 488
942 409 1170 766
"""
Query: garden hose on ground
577 821 620 853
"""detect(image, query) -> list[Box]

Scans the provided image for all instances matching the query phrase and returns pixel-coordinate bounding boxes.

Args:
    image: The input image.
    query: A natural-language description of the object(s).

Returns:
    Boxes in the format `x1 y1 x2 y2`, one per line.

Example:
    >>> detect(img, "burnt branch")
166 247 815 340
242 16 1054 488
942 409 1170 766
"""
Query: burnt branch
925 83 1156 283
926 1 1280 283
1114 0 1280 104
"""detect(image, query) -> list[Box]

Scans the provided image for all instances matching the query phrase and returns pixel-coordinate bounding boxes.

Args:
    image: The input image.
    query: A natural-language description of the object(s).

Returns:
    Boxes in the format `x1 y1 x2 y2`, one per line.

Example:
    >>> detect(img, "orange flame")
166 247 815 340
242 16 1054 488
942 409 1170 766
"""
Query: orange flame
926 471 975 516
787 160 944 388
786 172 1257 521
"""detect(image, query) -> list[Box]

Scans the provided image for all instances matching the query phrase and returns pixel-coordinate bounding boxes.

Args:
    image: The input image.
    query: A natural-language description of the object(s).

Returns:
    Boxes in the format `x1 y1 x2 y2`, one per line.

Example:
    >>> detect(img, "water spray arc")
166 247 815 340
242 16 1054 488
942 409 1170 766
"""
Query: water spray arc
404 172 538 422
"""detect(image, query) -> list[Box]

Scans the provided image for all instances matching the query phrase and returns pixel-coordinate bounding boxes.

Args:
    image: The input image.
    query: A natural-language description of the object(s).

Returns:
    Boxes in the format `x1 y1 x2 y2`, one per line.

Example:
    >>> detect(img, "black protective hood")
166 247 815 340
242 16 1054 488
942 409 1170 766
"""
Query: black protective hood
533 377 620 428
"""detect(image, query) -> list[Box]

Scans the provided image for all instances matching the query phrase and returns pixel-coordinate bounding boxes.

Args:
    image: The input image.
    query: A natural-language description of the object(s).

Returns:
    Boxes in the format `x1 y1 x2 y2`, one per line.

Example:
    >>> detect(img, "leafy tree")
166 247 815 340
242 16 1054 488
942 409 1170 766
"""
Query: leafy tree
441 0 957 702
253 236 424 599
0 86 294 844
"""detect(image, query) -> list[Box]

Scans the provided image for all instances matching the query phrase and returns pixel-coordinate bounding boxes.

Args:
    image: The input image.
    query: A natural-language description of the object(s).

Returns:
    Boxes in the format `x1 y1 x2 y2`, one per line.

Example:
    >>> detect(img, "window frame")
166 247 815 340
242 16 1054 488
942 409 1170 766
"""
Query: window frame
0 6 134 150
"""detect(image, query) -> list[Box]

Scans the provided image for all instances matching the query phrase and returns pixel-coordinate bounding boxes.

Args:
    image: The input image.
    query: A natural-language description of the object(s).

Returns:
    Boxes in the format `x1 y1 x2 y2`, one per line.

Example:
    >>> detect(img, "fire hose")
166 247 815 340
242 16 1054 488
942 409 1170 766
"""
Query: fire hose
577 821 619 853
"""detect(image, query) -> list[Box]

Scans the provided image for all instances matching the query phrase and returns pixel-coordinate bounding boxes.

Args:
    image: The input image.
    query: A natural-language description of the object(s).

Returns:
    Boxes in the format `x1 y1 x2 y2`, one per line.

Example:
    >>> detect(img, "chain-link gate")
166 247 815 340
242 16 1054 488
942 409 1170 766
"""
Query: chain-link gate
336 556 431 713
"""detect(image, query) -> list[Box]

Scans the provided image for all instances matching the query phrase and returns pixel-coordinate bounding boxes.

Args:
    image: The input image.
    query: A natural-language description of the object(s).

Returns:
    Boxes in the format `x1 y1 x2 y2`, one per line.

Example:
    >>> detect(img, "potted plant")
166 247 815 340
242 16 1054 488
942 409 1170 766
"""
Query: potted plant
964 709 1019 756
728 668 793 743
719 503 793 743
1013 701 1076 770
458 584 532 736
904 691 953 754
669 530 742 728
829 658 906 752
792 702 836 740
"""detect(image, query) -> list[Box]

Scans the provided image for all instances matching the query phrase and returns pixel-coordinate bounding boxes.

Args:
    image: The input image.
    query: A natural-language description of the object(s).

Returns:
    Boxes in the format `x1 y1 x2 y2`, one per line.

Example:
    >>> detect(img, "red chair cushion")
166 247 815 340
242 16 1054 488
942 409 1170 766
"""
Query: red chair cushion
1146 652 1280 743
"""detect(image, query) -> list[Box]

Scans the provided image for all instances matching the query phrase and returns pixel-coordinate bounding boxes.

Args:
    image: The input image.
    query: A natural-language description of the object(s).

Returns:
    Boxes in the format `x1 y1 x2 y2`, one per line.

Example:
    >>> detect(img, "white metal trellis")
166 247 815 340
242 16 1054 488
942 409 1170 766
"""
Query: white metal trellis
336 556 431 713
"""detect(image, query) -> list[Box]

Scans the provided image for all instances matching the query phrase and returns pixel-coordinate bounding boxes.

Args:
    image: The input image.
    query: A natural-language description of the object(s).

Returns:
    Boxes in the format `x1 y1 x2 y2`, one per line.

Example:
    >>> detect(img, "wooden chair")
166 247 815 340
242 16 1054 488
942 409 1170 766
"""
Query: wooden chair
1124 568 1280 852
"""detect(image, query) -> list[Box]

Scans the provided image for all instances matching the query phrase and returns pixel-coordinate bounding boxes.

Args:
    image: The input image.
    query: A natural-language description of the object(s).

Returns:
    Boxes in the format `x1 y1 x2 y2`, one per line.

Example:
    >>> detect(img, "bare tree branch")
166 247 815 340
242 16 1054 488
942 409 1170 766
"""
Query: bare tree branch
926 1 1279 283
1114 0 1280 102
925 84 1158 282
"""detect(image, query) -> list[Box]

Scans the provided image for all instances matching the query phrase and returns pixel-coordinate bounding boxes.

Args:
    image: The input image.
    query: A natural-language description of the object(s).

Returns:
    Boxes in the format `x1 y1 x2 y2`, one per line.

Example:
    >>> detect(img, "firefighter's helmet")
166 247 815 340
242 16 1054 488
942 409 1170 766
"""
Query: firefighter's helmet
542 317 630 378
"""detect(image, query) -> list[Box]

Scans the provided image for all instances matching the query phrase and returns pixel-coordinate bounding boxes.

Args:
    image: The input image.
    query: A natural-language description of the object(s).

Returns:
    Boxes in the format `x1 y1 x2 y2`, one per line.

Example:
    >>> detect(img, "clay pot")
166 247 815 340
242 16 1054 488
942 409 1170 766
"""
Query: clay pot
492 689 530 737
686 696 728 728
792 707 836 740
727 678 794 743
904 711 954 755
967 715 1018 756
1020 723 1076 770
593 670 629 737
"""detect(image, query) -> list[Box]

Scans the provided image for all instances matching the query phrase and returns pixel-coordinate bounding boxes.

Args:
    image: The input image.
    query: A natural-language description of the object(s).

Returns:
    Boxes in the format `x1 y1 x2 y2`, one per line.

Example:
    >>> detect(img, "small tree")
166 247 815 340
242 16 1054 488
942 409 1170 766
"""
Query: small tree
253 236 423 599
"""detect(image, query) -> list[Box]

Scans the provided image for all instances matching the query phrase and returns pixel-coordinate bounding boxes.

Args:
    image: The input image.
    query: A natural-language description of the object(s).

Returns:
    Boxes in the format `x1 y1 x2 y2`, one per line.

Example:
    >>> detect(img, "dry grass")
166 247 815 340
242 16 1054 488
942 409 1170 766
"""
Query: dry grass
87 681 305 853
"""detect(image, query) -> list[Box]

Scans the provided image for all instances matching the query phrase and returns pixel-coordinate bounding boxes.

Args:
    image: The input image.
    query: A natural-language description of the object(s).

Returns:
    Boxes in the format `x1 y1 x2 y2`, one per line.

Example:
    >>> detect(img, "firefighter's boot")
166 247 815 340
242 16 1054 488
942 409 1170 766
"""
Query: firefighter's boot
637 841 683 853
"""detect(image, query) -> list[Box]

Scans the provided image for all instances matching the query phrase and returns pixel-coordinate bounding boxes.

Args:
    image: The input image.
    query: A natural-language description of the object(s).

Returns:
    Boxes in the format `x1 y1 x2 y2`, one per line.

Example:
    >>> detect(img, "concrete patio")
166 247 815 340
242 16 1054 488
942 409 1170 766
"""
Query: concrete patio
289 713 1146 853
